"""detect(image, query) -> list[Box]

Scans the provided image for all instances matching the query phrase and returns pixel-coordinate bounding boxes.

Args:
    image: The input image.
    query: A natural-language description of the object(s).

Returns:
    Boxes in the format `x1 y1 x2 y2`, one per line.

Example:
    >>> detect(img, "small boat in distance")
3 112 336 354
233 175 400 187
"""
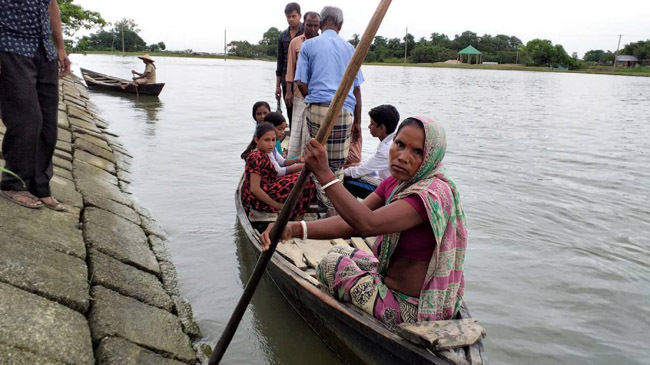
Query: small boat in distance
80 68 165 96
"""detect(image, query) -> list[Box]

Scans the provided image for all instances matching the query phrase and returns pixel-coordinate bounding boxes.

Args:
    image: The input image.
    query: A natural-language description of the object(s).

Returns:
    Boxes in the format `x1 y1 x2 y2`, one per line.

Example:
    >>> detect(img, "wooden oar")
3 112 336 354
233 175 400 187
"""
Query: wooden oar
209 1 392 363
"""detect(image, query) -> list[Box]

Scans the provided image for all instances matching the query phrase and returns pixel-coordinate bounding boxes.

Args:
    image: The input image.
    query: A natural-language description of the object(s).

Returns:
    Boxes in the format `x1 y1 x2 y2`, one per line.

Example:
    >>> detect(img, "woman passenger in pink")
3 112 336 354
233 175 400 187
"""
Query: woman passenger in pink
261 116 468 329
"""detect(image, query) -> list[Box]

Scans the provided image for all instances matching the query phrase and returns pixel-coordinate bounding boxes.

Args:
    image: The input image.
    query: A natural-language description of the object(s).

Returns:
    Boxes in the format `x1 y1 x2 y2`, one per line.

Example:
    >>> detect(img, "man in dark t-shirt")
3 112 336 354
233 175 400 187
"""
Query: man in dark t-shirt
275 2 303 129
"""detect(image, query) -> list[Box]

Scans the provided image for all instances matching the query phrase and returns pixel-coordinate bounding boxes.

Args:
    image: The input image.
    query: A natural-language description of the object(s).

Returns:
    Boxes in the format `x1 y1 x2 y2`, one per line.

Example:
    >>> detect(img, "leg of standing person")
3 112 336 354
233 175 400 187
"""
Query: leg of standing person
306 104 352 180
306 104 352 212
32 47 59 200
281 75 293 129
0 52 43 200
286 96 307 158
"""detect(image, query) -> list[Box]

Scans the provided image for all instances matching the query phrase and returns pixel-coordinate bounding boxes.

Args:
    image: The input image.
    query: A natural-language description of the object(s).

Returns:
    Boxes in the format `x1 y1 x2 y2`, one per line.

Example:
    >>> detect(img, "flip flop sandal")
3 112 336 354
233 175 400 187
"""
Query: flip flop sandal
1 190 44 209
41 197 66 211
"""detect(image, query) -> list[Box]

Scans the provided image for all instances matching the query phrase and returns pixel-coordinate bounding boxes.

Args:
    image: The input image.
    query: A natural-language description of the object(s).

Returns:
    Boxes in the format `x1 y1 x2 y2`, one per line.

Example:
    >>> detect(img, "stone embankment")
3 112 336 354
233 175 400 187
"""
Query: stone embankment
0 76 210 364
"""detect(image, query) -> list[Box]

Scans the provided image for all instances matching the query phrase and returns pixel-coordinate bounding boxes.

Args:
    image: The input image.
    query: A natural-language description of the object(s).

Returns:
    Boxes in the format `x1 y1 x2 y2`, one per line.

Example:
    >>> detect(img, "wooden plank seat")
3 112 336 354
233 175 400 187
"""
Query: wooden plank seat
396 319 486 351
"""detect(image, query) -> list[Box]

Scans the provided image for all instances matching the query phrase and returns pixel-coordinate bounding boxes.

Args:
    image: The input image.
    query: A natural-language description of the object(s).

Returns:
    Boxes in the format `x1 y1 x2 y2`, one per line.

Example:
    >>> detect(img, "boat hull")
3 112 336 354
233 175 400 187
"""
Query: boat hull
235 178 486 364
80 68 165 96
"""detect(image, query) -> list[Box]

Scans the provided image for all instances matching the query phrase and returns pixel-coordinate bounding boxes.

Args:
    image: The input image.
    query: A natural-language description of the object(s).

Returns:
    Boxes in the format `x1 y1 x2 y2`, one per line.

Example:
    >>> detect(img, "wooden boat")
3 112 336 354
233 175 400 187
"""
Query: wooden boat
235 177 488 364
80 68 165 96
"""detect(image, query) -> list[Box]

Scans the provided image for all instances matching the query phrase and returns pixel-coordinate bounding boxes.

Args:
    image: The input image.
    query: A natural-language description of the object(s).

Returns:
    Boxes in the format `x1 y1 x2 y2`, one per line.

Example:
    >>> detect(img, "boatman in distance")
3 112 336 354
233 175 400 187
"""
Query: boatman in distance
131 54 157 85
275 2 304 129
0 0 70 211
285 11 320 159
294 6 363 184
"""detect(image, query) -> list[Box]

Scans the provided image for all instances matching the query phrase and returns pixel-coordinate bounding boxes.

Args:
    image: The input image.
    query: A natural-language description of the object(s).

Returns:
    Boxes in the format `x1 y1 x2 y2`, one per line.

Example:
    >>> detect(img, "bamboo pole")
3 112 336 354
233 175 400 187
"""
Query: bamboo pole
208 1 392 363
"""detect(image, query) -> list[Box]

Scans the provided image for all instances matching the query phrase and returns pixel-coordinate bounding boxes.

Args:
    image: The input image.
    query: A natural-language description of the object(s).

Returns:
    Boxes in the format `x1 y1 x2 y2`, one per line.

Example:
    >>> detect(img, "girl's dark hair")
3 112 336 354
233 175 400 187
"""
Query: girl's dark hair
263 111 286 127
395 117 424 136
252 101 271 122
241 122 275 160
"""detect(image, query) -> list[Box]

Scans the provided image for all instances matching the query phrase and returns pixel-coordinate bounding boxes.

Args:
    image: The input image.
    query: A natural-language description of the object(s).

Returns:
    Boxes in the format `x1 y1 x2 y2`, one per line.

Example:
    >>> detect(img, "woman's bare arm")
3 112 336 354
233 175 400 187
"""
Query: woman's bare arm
250 173 282 210
303 139 423 237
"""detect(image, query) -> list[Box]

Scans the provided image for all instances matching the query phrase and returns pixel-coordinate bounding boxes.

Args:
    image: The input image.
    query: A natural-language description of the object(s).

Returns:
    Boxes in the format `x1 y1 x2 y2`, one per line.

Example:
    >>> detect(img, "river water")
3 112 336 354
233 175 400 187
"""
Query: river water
69 54 650 364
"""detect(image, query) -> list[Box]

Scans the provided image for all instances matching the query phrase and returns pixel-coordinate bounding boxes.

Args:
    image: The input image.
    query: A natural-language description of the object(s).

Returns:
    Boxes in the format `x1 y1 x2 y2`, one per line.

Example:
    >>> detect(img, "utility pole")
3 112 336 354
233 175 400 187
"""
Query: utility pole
613 34 622 68
515 49 519 64
224 29 227 62
403 26 408 63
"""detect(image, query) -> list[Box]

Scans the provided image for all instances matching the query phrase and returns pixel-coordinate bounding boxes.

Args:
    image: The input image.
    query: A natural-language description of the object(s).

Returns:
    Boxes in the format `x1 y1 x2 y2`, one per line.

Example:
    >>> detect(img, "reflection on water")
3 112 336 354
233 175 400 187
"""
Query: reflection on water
132 96 163 124
233 224 342 365
69 54 650 365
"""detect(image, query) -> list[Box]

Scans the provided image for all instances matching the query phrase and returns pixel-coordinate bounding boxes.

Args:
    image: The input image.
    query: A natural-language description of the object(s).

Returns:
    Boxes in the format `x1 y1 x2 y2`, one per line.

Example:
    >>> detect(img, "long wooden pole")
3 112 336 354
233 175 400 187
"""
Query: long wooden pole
209 1 392 363
404 27 409 63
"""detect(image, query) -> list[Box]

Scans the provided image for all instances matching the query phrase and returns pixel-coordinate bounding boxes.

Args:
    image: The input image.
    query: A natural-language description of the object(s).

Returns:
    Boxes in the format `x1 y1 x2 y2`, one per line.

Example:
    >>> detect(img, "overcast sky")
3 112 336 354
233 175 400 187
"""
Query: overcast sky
73 0 649 57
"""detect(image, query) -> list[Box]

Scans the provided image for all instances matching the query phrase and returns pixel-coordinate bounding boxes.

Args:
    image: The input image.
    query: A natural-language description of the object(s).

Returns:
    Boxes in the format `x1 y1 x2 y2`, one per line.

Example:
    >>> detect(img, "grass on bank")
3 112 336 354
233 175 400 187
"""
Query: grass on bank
72 51 650 77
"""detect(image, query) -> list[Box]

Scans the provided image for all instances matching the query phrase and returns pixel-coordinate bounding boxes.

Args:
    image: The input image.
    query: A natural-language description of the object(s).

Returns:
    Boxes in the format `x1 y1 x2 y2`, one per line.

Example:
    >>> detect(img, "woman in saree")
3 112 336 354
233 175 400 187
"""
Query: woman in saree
261 116 468 329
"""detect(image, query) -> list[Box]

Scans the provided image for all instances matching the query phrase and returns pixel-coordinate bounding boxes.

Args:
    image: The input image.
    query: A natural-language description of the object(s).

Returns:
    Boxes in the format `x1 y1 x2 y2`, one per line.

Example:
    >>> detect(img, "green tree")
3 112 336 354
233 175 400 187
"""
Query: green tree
58 0 105 37
411 45 456 63
76 18 147 52
451 30 478 51
349 34 360 47
157 41 166 51
111 18 146 52
553 44 576 67
387 37 403 58
520 39 556 66
229 40 263 58
76 30 117 51
520 39 575 67
430 32 451 48
583 49 615 64
260 27 280 57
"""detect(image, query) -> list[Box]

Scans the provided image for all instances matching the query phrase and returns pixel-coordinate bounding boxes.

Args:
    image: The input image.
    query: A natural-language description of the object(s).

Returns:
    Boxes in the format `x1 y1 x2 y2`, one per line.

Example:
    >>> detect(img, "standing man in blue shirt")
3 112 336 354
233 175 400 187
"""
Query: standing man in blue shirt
0 0 70 210
295 6 363 182
275 2 303 130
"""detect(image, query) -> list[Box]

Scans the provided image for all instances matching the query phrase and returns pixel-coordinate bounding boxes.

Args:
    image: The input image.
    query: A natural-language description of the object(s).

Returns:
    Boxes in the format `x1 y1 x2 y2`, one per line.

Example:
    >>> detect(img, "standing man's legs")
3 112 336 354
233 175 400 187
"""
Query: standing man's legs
281 76 293 129
0 52 42 193
286 96 307 158
34 48 59 198
0 48 58 199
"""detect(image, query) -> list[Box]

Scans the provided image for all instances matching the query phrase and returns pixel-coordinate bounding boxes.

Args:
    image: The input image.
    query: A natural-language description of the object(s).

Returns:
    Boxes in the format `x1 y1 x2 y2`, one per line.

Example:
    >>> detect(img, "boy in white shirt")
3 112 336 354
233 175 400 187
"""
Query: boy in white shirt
343 104 400 198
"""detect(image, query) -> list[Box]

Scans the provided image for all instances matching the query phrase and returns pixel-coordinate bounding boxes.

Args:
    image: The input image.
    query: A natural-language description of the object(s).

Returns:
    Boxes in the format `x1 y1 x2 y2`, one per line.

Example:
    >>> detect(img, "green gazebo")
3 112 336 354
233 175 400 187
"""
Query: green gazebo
457 45 482 64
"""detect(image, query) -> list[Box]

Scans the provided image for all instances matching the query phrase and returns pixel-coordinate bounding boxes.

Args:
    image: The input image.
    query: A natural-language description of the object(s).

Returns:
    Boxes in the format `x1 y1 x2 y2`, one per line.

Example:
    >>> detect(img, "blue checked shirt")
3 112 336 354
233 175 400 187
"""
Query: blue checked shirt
0 0 57 61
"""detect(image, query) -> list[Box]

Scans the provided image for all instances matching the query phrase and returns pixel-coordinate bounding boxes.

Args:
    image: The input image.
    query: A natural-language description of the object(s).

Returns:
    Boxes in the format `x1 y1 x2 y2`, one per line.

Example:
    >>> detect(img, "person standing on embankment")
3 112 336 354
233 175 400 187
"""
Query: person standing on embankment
0 0 70 211
275 2 303 130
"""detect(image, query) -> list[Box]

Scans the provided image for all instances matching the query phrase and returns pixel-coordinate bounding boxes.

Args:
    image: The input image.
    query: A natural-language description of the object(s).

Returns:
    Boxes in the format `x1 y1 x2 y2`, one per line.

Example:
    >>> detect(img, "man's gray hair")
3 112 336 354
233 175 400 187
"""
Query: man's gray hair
320 6 343 26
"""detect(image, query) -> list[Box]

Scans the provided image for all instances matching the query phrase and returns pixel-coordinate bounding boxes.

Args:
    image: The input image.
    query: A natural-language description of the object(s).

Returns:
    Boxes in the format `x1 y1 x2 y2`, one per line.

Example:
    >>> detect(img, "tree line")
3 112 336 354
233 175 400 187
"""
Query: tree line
75 18 166 53
228 26 649 69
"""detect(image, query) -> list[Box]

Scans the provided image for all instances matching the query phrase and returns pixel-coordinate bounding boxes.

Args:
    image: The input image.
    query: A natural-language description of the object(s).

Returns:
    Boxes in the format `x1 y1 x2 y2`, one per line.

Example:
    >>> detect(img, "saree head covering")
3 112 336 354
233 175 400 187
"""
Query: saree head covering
372 116 468 321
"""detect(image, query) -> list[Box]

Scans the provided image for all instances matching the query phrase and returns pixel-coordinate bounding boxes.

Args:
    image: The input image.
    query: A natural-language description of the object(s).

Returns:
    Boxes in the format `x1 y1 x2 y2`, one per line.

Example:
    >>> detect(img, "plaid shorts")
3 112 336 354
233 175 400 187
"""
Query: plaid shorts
306 103 352 179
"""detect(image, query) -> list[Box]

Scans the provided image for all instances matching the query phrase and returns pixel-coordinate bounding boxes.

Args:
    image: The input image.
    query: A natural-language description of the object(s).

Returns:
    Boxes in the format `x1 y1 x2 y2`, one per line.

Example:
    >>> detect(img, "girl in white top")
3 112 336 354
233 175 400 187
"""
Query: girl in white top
263 112 304 176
